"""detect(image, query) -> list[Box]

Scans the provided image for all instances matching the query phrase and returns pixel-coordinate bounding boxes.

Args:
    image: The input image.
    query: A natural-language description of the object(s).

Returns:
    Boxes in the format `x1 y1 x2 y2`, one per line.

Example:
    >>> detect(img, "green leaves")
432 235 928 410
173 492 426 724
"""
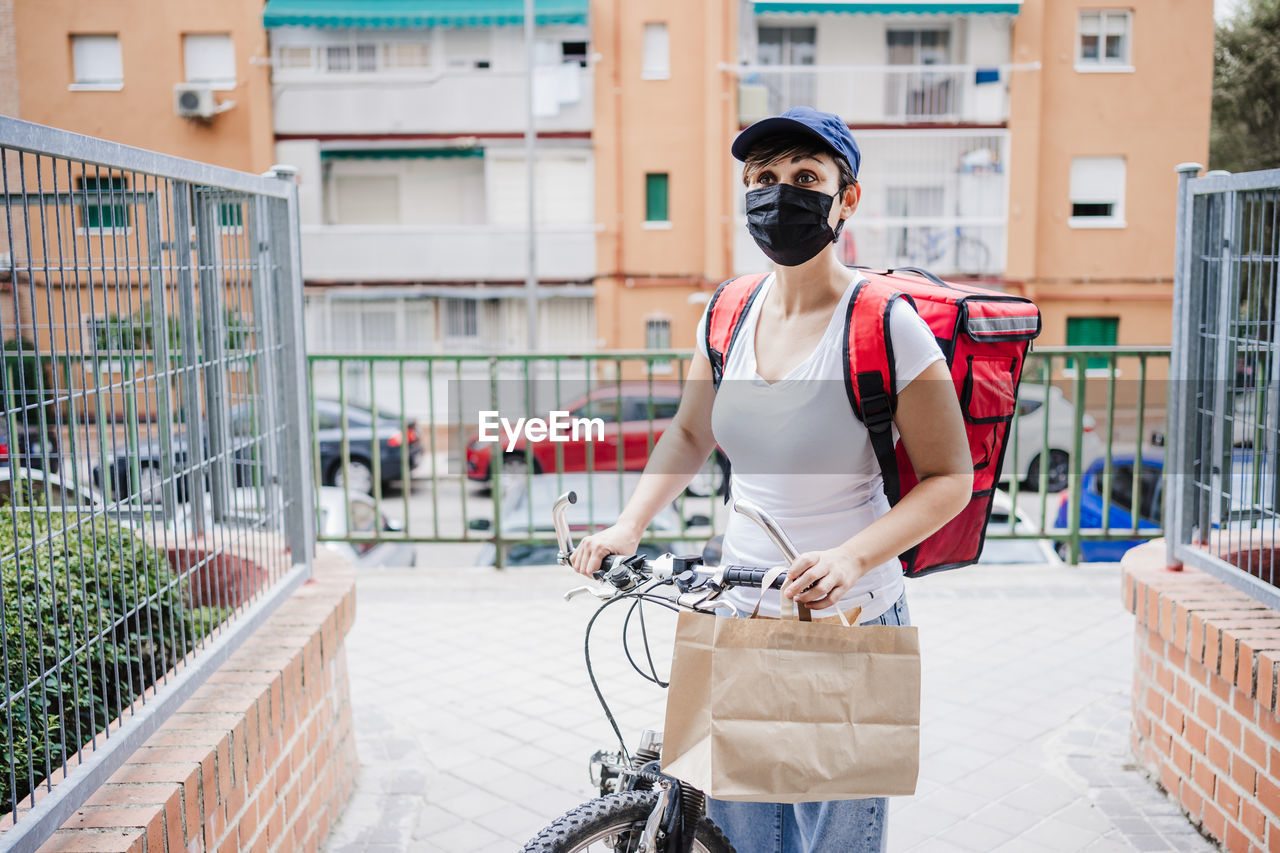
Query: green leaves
0 508 216 812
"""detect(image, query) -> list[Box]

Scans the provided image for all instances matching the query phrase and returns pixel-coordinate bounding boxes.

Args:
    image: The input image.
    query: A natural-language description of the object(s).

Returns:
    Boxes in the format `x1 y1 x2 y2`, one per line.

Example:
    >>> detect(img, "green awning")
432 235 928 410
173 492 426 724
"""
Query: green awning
320 147 483 160
754 0 1020 13
263 0 589 29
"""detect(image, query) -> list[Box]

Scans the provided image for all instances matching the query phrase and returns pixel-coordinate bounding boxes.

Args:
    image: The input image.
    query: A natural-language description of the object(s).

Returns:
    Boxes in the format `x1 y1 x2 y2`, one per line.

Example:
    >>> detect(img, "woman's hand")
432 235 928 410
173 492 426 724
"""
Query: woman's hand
781 547 870 611
569 522 643 578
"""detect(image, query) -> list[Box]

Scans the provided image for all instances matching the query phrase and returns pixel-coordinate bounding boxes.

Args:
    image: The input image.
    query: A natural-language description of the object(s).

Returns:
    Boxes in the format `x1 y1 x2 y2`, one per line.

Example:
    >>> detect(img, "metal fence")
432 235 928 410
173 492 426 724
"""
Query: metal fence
0 117 313 851
309 345 1171 568
1166 164 1280 608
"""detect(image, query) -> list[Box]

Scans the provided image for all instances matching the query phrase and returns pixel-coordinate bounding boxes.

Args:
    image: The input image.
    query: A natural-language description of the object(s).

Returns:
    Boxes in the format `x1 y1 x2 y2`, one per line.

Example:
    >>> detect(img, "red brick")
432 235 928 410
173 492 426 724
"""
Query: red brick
1218 777 1243 817
1160 758 1182 796
1259 774 1280 817
1244 800 1269 840
1245 730 1269 770
1199 692 1222 728
1269 821 1280 853
1191 612 1208 663
1222 709 1245 747
1261 654 1280 713
1172 741 1194 775
37 829 147 852
1185 717 1209 753
1147 687 1166 718
1230 754 1258 798
1228 823 1254 852
1204 802 1229 843
1208 733 1234 772
1165 700 1186 734
1157 662 1176 693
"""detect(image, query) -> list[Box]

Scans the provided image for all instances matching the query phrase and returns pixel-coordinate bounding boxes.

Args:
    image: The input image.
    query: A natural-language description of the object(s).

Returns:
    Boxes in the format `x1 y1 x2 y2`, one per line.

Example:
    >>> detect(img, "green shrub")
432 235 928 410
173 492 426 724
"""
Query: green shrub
0 506 211 812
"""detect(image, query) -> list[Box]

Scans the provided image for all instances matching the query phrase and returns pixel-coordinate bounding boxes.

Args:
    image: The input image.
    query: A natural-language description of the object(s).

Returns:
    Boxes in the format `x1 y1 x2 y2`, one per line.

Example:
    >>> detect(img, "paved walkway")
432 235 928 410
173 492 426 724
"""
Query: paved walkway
323 561 1220 853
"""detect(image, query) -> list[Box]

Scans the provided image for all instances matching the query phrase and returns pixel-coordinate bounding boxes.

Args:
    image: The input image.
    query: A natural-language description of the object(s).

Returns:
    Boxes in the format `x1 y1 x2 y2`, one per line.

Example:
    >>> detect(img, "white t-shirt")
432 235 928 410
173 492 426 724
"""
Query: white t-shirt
695 271 945 621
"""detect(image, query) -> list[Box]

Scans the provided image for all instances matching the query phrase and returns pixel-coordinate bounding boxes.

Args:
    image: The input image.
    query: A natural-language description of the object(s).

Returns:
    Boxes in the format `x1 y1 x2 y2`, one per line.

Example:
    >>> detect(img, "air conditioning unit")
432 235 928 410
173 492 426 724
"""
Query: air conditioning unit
174 83 217 119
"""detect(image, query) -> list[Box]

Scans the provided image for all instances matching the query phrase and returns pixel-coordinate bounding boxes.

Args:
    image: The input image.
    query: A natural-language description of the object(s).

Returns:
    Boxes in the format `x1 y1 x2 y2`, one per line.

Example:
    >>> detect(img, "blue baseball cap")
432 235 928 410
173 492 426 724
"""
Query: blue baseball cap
731 106 861 179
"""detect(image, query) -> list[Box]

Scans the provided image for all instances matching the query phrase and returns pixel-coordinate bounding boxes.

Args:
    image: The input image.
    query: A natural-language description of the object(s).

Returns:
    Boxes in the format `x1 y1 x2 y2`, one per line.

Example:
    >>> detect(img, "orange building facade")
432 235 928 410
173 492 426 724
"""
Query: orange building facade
593 0 1214 352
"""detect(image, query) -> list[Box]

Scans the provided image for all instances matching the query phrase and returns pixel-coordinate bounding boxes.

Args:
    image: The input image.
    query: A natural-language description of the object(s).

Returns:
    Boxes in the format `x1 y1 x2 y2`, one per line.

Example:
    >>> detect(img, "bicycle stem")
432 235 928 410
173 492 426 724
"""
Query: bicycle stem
733 497 800 563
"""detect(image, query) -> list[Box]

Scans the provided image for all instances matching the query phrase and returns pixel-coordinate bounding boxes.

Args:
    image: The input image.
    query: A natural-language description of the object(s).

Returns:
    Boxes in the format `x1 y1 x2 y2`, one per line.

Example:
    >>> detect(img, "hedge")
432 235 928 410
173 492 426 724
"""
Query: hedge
0 505 214 814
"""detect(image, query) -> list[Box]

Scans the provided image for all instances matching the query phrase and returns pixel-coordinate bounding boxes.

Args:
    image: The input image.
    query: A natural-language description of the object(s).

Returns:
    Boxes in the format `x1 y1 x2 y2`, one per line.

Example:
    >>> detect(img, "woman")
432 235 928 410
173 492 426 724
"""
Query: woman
570 106 972 853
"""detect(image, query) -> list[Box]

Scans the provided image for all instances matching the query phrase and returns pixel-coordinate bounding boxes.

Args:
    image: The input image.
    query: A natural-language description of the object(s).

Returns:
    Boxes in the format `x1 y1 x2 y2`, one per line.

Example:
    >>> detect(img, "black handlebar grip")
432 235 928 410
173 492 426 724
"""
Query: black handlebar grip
591 553 622 582
722 566 787 589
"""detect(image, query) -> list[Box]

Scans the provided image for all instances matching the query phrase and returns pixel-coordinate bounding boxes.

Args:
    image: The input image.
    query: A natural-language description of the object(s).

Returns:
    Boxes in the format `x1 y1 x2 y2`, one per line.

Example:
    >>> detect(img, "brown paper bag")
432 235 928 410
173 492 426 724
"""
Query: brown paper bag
660 582 920 803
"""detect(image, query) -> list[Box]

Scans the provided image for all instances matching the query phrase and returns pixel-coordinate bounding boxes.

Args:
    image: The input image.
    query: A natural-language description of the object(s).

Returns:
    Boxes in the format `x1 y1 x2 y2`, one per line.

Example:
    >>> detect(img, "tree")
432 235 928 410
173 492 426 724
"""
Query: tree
1211 0 1280 173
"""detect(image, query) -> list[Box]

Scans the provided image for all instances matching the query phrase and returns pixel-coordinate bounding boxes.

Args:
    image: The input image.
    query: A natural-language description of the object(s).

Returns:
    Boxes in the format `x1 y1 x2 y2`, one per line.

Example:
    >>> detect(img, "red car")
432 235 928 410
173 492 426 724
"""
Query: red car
464 382 726 496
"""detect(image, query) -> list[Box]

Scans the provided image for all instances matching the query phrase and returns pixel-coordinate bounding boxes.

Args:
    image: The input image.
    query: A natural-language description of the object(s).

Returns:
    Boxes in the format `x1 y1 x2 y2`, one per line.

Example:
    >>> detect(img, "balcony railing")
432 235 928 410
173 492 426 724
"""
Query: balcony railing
733 63 1017 126
272 68 593 136
298 223 598 282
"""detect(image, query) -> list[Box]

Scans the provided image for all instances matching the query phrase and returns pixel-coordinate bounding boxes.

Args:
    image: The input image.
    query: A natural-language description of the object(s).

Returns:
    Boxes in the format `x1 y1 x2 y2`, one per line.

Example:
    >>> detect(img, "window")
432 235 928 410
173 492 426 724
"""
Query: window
326 45 352 72
385 42 429 69
757 26 816 114
71 34 123 89
1069 156 1126 228
445 299 478 339
562 41 588 67
886 29 954 117
645 316 672 373
356 43 377 72
218 203 243 229
642 22 669 79
645 173 669 224
78 176 130 231
1077 10 1132 70
1066 316 1118 371
183 34 235 90
277 46 314 70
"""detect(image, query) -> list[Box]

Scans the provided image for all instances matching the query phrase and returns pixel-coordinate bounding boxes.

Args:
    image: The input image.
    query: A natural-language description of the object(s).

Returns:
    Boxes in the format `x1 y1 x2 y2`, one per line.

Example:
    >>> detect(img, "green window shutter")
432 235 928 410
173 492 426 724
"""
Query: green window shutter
1066 316 1118 370
219 203 244 228
645 173 669 222
81 177 129 230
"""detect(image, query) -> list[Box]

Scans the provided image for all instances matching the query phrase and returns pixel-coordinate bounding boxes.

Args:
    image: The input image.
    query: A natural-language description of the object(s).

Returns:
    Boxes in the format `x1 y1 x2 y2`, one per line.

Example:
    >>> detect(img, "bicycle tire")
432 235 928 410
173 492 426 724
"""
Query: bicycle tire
521 790 736 853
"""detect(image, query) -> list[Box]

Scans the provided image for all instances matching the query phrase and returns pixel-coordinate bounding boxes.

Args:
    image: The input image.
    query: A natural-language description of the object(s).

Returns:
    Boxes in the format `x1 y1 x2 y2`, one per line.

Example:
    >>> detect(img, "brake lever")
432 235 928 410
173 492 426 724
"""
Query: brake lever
564 585 616 602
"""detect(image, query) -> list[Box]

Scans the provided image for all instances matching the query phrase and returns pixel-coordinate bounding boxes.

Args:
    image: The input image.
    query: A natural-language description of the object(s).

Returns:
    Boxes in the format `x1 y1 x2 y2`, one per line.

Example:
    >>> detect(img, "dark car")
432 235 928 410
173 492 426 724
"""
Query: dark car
313 399 424 495
95 399 423 501
0 407 60 473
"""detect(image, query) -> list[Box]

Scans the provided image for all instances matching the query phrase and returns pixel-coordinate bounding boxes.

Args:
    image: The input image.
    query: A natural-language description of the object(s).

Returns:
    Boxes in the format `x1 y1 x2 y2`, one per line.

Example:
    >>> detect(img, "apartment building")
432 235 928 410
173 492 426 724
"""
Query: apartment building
264 1 598 359
598 0 1213 354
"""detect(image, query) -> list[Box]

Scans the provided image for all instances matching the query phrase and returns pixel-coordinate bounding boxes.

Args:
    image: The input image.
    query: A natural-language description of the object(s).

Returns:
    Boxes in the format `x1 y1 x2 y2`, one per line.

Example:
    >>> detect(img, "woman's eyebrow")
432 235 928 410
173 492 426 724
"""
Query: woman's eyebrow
789 155 822 165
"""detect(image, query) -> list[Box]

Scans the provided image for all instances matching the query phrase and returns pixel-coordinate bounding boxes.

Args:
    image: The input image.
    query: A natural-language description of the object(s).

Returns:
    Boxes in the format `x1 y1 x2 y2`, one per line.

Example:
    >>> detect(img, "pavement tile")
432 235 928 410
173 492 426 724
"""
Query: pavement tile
323 560 1226 853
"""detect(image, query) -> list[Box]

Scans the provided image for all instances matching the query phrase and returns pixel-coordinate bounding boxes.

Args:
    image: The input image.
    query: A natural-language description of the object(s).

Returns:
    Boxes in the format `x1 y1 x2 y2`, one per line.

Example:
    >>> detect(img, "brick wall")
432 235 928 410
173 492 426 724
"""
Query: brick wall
35 550 358 853
1124 542 1280 853
0 0 16 117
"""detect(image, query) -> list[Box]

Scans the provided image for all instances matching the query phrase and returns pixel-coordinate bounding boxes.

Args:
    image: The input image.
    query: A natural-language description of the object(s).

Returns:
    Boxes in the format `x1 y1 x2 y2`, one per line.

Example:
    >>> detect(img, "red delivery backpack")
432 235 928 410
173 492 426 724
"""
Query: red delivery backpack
705 266 1042 577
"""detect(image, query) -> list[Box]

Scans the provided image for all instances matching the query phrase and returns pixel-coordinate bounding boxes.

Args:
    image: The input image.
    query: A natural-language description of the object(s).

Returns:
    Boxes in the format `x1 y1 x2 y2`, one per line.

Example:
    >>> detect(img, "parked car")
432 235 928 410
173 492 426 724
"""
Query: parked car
1000 384 1104 493
465 382 726 497
316 487 417 568
95 399 423 502
0 407 60 473
472 472 700 567
314 399 424 495
1054 452 1164 562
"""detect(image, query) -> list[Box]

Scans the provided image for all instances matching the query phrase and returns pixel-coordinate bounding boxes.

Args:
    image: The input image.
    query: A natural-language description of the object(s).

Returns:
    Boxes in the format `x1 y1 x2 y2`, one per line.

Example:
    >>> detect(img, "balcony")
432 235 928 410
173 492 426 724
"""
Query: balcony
736 65 1011 127
273 68 593 136
298 223 598 282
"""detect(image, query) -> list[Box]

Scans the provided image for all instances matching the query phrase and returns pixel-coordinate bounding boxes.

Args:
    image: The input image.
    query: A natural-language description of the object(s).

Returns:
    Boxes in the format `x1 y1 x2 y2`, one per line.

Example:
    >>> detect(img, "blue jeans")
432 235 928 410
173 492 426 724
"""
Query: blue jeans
704 593 911 853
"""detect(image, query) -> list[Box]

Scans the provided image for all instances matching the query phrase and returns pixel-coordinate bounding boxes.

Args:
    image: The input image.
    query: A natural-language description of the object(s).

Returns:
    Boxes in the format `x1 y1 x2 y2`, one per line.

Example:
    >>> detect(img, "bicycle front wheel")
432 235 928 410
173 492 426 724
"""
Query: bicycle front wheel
521 790 735 853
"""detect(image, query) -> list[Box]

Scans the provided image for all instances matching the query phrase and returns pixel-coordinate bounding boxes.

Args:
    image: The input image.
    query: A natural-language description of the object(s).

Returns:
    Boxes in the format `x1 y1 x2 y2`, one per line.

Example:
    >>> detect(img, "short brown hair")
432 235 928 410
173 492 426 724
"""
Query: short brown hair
740 133 857 190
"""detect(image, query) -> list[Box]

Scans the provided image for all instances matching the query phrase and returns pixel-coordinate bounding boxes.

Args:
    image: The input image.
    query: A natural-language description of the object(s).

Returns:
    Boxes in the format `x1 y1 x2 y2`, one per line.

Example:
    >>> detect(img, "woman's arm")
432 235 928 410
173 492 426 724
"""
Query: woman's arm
783 359 973 609
569 352 720 576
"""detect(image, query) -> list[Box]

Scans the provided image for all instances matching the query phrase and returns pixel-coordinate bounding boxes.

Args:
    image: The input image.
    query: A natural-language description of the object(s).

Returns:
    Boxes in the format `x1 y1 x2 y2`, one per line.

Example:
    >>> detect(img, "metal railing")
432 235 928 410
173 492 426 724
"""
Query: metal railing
0 117 313 851
731 63 1028 126
309 346 1171 568
1167 164 1280 609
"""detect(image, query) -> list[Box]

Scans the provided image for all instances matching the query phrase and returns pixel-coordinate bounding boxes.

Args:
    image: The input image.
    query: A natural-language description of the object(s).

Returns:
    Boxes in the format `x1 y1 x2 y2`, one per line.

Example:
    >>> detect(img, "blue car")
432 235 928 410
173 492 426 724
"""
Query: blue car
1054 453 1163 561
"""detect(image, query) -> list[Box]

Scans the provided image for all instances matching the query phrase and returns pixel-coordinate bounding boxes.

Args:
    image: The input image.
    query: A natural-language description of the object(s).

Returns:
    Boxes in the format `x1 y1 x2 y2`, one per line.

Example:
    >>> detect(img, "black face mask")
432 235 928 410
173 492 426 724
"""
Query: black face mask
745 183 846 267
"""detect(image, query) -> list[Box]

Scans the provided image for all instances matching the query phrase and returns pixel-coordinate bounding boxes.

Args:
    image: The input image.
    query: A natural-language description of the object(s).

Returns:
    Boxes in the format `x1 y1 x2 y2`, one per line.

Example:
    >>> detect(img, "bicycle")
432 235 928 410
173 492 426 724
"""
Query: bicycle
521 490 807 853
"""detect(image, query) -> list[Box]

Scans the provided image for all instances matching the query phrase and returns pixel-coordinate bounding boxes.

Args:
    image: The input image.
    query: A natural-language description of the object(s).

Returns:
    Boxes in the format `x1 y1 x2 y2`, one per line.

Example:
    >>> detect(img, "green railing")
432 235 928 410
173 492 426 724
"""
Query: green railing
307 346 1171 567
